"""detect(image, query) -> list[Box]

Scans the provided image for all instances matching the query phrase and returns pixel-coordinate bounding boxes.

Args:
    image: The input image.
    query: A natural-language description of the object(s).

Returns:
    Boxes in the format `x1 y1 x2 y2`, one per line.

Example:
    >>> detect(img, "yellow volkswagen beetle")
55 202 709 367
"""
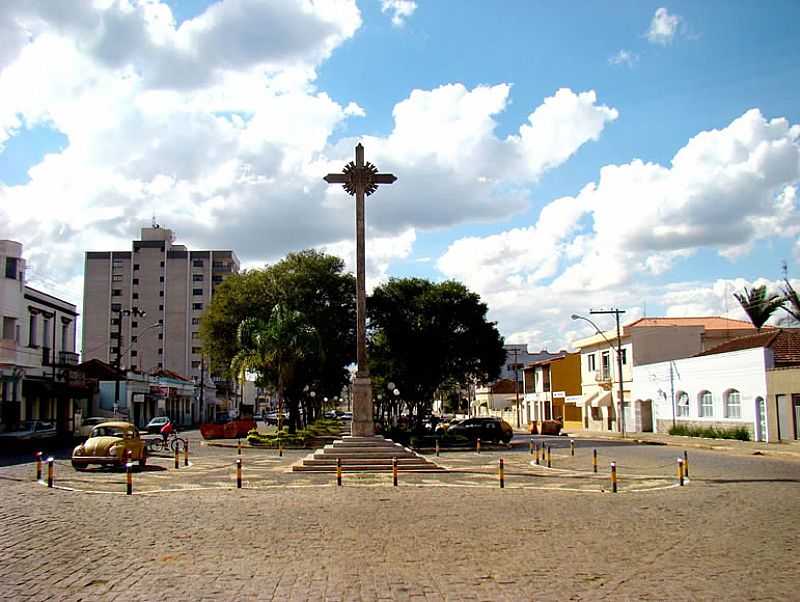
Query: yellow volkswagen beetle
72 421 147 470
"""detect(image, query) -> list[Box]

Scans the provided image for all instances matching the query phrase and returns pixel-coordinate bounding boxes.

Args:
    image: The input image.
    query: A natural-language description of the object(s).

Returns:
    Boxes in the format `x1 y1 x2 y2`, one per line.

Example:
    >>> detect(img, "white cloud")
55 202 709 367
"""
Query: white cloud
381 0 417 27
647 7 681 45
609 49 639 67
438 109 800 347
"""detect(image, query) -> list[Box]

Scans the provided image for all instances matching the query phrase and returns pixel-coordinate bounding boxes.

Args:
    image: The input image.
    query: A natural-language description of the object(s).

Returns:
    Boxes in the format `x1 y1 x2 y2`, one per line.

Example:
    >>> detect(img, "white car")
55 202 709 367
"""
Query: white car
75 417 110 438
0 420 57 441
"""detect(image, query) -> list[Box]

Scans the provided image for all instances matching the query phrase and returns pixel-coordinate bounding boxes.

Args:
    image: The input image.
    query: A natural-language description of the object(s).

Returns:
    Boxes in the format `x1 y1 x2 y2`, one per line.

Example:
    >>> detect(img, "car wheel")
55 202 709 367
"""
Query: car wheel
139 454 147 468
72 460 87 471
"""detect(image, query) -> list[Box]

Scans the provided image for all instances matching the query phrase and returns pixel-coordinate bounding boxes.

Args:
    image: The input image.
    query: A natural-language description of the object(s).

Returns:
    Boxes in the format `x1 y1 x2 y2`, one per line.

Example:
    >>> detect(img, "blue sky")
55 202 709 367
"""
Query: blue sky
1 1 799 349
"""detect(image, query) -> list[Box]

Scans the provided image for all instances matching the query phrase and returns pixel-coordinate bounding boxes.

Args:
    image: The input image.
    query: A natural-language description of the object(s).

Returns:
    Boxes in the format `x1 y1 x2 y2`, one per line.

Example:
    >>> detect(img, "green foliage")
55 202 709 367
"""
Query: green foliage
668 424 751 441
782 279 800 324
246 419 343 447
368 278 505 419
733 285 784 331
199 250 356 430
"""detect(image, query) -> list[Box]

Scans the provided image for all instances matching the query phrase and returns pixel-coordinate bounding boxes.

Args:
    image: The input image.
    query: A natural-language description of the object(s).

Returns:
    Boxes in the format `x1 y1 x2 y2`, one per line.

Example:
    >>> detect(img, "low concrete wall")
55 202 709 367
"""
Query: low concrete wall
656 418 753 437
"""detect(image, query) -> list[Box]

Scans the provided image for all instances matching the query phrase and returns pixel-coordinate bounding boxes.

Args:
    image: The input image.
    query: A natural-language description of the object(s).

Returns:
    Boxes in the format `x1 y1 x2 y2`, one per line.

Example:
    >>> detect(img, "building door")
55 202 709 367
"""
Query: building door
639 400 653 432
756 396 767 442
793 394 800 440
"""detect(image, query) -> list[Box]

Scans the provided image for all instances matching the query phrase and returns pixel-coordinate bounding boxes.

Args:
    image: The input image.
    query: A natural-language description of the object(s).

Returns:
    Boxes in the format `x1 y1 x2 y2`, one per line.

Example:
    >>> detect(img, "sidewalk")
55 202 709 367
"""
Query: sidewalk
564 428 800 460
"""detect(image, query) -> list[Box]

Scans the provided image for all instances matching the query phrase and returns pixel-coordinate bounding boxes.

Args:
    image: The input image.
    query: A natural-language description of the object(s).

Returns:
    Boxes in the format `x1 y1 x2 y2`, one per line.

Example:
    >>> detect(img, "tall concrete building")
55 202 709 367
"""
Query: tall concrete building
82 225 239 390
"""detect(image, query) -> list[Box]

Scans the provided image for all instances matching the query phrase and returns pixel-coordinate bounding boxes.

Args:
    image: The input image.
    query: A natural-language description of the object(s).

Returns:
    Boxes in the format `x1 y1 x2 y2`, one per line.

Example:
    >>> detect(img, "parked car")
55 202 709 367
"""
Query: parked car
71 421 147 470
75 417 110 438
265 411 288 425
0 420 57 441
145 416 172 434
445 417 513 444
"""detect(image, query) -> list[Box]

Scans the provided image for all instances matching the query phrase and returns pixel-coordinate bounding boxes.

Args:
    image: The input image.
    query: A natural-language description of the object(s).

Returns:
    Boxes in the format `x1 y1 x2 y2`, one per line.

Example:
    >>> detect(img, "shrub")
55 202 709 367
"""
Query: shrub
668 424 750 441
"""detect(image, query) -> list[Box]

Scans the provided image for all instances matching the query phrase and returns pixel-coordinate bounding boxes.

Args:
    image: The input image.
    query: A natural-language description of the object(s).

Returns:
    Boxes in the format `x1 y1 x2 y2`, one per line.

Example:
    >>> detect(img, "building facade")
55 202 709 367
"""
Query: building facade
0 240 84 434
574 317 759 433
82 225 239 422
522 352 582 431
633 329 800 442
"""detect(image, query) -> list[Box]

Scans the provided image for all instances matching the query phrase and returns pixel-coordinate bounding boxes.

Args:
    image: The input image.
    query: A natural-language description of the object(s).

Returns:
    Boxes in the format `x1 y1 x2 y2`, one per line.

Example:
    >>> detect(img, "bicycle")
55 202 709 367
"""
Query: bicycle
145 432 187 453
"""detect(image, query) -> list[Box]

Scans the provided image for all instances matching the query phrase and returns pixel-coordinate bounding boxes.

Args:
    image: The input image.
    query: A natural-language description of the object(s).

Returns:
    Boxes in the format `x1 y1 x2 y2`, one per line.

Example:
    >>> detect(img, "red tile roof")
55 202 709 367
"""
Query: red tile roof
696 328 800 366
626 316 760 331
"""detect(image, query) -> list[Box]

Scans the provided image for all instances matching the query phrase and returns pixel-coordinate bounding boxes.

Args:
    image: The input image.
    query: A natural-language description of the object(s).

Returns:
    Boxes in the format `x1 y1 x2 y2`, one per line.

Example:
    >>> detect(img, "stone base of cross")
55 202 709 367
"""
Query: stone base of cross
351 377 374 437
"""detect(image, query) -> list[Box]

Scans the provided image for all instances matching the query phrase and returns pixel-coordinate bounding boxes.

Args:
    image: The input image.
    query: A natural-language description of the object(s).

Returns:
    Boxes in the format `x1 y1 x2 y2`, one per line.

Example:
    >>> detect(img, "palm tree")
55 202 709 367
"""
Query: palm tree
733 285 785 331
782 279 800 324
231 304 320 432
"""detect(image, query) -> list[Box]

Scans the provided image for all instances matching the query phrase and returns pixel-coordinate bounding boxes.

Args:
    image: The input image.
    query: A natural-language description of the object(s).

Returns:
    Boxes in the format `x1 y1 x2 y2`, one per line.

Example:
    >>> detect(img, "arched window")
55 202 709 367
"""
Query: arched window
676 391 689 417
724 389 741 419
699 390 713 417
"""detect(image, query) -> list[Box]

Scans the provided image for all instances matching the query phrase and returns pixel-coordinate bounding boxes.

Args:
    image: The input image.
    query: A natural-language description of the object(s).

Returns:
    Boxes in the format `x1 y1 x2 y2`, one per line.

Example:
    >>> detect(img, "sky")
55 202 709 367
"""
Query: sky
1 0 799 352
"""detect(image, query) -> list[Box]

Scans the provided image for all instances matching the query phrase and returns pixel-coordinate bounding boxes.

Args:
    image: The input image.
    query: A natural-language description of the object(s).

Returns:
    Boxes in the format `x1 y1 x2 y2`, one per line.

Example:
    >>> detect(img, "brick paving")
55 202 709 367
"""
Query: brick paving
1 435 799 600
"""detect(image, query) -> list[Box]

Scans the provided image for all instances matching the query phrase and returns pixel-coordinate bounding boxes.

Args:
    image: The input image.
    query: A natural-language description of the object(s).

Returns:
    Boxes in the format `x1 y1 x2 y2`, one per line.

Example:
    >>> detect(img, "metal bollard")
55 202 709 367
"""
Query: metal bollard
593 449 598 473
499 458 505 489
529 438 533 455
174 446 179 469
547 445 551 468
236 458 242 489
476 437 481 454
392 457 398 487
683 450 689 478
677 458 684 486
611 461 617 493
47 457 54 488
279 441 283 458
126 462 133 495
336 458 342 486
570 440 575 456
535 443 540 465
435 438 440 457
238 439 242 455
184 441 189 466
35 451 42 481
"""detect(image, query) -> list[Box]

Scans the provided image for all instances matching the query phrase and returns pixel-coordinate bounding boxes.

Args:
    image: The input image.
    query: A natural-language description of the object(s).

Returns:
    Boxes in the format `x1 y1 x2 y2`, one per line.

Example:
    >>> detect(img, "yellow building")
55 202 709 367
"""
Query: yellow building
522 353 582 432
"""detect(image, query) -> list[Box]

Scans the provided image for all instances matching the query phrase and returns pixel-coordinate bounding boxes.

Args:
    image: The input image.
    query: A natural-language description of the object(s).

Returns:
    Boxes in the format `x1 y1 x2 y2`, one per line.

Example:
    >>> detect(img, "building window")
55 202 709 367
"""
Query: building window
110 331 120 340
112 274 123 282
193 259 204 268
131 321 138 328
699 391 713 417
132 278 139 285
620 349 627 365
192 361 201 369
587 353 596 372
159 304 164 311
192 332 200 339
158 362 163 369
110 346 119 354
724 389 741 419
676 391 689 417
158 333 163 340
192 346 202 354
193 274 203 282
111 303 121 311
193 303 203 311
3 317 16 340
131 336 138 343
28 314 37 347
159 276 165 282
42 317 50 347
212 275 223 284
112 289 122 296
192 318 200 325
133 264 140 271
160 261 165 268
5 257 19 279
158 319 163 325
193 288 203 296
132 293 139 300
131 350 137 357
158 348 163 355
600 351 611 380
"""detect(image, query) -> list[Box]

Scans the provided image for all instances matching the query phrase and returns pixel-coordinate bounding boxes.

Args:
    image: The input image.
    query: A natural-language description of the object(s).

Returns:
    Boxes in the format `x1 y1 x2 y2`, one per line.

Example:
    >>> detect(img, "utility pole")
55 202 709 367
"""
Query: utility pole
113 307 146 418
199 355 206 423
669 361 676 429
590 308 626 437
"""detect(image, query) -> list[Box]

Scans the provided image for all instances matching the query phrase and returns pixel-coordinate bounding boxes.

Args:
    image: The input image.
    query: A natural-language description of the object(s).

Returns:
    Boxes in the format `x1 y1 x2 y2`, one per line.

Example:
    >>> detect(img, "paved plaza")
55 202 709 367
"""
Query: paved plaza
1 433 799 600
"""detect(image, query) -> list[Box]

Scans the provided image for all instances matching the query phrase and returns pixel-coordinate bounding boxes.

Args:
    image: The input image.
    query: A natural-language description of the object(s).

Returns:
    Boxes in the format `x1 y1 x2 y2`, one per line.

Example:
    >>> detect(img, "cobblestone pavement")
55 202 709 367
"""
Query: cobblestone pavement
1 433 799 600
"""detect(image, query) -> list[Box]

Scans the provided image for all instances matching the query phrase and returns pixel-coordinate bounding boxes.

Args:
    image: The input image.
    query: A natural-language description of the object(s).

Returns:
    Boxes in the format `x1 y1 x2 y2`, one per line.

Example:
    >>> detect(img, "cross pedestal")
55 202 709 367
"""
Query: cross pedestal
351 377 374 437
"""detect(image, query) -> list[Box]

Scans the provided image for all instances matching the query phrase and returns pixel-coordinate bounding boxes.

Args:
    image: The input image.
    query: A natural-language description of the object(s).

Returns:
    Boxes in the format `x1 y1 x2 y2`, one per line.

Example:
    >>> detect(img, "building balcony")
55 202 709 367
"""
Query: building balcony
58 351 79 366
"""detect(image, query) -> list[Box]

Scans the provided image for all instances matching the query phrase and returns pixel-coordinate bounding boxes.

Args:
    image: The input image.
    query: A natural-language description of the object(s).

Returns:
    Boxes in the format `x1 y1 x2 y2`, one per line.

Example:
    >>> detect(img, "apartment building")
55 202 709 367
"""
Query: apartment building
522 352 582 431
82 225 239 422
0 240 83 433
574 316 759 433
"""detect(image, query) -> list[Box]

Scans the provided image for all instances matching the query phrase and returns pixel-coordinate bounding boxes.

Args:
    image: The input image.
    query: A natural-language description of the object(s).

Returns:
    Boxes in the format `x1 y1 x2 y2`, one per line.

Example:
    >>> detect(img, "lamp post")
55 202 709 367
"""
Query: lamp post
571 311 627 437
112 307 146 417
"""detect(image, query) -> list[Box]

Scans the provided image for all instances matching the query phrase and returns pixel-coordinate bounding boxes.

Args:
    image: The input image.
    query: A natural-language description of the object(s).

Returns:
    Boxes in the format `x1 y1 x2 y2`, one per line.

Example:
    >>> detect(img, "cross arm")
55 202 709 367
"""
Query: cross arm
324 173 350 184
373 174 397 184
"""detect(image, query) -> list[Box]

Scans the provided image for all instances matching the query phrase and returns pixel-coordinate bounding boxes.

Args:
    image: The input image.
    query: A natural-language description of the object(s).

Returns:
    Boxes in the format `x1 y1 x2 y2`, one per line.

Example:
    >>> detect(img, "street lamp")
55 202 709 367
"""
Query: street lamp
571 311 627 437
112 307 146 417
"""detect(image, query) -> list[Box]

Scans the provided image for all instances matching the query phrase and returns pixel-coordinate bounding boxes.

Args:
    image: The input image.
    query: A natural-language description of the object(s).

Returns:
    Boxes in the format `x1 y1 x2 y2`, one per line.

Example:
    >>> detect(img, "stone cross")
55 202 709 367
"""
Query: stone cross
324 143 396 436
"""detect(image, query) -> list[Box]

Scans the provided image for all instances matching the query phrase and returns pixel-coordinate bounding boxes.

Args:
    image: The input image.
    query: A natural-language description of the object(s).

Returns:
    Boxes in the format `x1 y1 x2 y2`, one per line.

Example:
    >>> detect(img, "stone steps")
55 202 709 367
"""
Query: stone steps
292 435 444 473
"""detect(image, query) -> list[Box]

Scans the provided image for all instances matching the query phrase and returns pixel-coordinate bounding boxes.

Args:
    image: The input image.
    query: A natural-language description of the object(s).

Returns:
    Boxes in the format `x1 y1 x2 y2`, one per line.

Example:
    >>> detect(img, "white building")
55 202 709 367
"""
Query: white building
633 329 800 442
0 240 82 433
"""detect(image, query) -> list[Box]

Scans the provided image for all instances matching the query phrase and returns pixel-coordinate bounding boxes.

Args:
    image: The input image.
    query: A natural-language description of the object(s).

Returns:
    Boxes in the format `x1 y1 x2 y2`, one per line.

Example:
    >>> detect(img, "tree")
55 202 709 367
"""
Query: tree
368 278 505 428
200 250 356 431
733 285 784 331
782 279 800 324
231 305 321 431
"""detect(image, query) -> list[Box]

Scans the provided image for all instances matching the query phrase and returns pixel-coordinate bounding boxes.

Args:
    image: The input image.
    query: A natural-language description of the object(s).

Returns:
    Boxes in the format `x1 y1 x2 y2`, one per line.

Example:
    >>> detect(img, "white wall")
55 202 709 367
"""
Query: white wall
633 347 768 435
